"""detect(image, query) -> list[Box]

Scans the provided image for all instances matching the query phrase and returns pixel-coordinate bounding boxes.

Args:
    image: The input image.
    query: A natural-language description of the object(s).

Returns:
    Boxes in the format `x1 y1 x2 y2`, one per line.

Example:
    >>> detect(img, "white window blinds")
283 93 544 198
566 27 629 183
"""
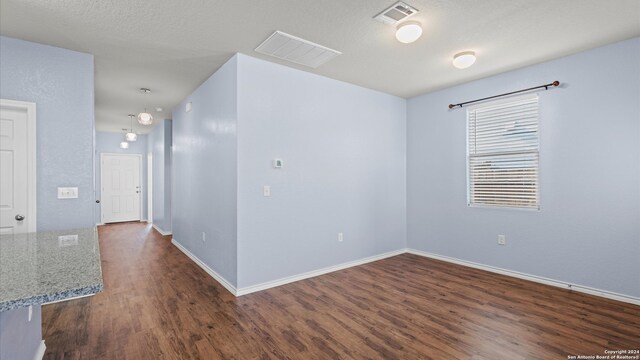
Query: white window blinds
467 95 539 209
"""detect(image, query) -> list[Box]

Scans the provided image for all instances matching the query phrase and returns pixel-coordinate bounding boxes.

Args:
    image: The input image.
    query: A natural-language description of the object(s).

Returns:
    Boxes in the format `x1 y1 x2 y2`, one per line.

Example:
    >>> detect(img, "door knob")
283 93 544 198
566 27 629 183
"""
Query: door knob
15 214 25 221
96 200 101 203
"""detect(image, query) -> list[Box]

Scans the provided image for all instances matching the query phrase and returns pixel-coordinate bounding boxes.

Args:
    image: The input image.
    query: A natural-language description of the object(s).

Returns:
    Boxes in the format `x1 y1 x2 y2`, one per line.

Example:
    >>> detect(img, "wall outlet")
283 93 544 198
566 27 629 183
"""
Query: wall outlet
498 235 506 245
263 185 271 197
202 232 206 243
58 234 79 247
338 232 344 242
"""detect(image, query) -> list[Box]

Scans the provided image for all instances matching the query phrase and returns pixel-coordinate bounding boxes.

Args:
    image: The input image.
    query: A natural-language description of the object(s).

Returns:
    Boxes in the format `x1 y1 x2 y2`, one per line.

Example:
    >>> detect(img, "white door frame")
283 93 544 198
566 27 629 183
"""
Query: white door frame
99 153 143 223
147 153 153 223
0 99 37 233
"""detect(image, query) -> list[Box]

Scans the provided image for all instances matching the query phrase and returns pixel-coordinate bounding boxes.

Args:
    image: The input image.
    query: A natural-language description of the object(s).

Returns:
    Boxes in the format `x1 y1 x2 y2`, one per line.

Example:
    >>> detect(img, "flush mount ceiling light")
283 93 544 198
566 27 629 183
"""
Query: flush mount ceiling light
453 51 476 69
395 21 422 44
155 107 163 112
125 115 137 141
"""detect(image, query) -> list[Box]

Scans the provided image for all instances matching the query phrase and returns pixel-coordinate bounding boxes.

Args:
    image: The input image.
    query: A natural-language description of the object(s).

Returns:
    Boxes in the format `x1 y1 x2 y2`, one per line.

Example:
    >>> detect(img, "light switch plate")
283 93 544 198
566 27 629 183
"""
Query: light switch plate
58 187 78 199
263 185 271 197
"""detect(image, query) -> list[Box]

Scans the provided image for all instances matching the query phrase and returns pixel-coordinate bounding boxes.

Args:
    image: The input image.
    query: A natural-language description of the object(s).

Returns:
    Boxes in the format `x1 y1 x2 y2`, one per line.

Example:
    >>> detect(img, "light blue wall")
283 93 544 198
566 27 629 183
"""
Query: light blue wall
95 131 148 224
236 54 407 288
407 38 640 298
172 55 238 286
0 305 42 360
0 36 95 231
172 54 406 289
147 119 172 233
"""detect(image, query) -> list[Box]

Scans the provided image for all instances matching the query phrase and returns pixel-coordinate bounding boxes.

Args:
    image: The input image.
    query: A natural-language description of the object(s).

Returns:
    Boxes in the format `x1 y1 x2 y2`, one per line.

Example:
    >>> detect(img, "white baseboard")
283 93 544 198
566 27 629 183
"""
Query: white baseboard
407 249 640 306
171 237 404 297
152 224 172 236
168 238 639 305
171 238 237 295
34 340 46 360
236 249 406 296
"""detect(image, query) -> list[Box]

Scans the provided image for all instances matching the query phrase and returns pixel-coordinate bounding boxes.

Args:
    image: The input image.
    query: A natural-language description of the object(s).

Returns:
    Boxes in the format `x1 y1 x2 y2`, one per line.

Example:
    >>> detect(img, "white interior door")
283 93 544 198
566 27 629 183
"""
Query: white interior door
0 99 36 235
101 154 141 223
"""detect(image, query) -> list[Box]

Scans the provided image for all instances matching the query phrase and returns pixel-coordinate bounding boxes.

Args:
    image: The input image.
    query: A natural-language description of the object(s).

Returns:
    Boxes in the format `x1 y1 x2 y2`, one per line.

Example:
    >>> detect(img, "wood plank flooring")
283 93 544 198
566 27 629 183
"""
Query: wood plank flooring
42 223 640 359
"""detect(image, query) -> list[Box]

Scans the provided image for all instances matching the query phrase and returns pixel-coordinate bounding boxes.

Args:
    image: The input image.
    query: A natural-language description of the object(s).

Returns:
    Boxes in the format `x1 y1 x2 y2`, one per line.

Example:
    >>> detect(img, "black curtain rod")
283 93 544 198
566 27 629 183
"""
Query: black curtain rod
448 80 560 109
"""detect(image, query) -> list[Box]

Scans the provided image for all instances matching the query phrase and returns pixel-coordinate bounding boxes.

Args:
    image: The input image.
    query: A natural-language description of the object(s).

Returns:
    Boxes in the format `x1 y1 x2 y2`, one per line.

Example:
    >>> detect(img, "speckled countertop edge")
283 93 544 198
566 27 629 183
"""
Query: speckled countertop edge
0 282 104 312
0 228 105 312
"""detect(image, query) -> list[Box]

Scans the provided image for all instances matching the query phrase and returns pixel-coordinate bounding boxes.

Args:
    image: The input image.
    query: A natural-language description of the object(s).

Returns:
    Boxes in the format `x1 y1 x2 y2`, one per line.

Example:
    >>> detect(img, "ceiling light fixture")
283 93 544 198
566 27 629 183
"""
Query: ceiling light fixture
138 110 153 125
125 115 137 141
395 21 422 44
453 51 476 69
119 141 129 149
155 107 163 112
138 88 154 125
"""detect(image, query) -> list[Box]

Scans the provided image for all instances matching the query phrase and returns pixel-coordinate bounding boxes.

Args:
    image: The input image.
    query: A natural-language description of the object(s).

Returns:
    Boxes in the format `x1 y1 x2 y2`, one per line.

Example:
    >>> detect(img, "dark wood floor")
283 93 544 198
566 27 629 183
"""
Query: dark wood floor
42 223 639 359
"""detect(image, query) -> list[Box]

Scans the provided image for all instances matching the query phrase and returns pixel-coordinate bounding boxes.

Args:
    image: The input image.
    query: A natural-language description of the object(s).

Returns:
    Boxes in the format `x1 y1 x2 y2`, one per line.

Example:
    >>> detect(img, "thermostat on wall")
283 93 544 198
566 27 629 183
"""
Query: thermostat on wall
273 159 283 169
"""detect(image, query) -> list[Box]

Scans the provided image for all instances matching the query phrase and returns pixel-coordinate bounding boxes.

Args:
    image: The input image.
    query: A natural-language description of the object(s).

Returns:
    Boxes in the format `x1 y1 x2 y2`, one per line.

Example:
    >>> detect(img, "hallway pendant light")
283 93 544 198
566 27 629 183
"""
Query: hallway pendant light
138 109 153 126
137 88 153 125
453 51 476 69
119 141 129 149
125 132 137 141
126 114 137 141
395 21 422 44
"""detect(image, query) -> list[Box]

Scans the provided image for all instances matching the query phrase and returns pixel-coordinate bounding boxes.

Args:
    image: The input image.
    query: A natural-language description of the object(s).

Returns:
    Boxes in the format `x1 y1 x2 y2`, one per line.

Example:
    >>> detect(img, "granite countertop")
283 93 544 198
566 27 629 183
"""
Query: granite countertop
0 228 103 312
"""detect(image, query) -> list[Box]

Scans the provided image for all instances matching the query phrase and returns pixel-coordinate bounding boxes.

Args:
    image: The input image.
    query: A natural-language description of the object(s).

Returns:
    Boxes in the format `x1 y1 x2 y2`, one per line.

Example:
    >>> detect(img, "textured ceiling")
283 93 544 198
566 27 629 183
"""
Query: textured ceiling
1 0 639 133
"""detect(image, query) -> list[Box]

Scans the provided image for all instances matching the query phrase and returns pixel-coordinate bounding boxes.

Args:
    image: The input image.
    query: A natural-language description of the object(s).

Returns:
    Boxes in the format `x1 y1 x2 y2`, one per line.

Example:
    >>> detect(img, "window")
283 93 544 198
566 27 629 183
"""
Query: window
467 95 539 209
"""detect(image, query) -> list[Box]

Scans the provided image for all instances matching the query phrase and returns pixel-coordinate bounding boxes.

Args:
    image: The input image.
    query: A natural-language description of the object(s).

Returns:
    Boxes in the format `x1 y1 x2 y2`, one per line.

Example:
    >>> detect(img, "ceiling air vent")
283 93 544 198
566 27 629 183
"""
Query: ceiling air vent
374 1 419 25
255 31 342 68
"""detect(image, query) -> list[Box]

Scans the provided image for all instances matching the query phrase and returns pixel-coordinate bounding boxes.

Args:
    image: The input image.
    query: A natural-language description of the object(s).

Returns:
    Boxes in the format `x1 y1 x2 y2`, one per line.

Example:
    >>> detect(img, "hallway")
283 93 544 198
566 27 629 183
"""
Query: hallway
42 223 640 359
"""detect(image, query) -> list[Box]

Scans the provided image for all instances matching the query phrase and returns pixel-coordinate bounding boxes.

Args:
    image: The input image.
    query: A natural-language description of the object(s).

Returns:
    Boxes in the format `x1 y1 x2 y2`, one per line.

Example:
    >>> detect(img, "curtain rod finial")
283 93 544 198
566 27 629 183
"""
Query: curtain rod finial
552 80 560 87
448 104 455 109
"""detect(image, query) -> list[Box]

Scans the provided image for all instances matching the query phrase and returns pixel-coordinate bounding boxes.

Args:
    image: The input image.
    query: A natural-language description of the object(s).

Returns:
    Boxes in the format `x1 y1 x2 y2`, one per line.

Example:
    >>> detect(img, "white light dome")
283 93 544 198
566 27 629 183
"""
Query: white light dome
125 132 137 141
453 51 476 69
395 21 422 44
